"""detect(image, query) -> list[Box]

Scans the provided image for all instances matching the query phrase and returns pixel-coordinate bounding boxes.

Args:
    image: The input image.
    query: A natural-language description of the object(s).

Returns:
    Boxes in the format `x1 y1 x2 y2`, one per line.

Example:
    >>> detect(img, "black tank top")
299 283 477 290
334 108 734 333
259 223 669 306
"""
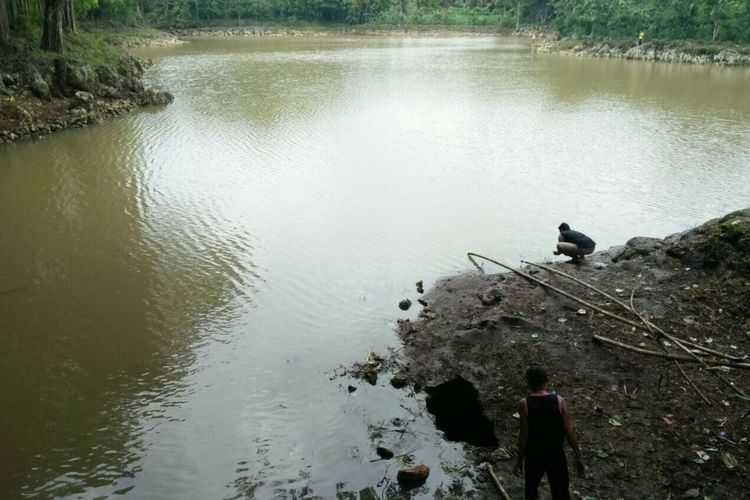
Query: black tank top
525 394 565 456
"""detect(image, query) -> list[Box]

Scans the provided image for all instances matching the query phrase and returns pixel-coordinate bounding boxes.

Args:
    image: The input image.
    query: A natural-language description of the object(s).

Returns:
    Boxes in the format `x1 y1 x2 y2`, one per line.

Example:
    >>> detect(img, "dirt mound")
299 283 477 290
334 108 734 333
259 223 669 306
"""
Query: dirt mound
388 208 750 499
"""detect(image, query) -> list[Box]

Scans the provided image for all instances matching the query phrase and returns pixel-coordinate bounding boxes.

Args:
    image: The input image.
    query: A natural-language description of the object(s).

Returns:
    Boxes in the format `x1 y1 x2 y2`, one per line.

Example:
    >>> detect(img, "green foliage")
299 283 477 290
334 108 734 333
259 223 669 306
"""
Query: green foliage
3 0 750 50
552 0 750 43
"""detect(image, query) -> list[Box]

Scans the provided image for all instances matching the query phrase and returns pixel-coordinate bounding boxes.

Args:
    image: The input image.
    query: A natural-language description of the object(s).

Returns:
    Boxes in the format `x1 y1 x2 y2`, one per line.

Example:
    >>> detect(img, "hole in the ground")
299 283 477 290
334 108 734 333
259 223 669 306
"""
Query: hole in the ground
425 376 498 447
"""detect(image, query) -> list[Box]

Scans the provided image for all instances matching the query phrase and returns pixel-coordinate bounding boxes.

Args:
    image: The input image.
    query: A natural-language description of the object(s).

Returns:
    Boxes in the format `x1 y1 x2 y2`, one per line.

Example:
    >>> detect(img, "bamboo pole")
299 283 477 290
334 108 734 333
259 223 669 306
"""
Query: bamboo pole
467 253 750 401
592 335 750 369
483 463 512 500
520 261 743 362
628 290 713 406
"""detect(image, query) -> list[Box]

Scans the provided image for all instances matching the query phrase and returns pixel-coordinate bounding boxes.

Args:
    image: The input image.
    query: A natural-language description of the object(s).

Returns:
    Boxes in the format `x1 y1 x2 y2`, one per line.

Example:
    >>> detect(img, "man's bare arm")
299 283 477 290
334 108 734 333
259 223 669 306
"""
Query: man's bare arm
561 398 585 477
513 400 528 476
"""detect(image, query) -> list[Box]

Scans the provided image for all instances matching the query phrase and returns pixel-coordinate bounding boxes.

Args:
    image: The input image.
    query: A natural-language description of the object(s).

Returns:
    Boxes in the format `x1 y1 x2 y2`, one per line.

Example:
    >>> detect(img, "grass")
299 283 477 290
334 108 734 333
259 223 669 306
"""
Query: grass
0 26 121 75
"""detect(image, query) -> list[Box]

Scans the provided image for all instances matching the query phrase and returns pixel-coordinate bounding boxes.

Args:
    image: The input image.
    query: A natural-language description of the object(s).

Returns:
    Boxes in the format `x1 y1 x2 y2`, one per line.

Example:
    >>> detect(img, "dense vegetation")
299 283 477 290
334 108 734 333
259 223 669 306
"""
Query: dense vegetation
1 0 750 54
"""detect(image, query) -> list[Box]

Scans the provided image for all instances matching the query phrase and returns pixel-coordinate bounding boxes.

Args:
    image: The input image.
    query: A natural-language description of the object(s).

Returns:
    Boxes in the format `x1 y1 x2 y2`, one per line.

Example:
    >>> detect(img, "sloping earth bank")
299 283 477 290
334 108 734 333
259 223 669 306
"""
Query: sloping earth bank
355 208 750 499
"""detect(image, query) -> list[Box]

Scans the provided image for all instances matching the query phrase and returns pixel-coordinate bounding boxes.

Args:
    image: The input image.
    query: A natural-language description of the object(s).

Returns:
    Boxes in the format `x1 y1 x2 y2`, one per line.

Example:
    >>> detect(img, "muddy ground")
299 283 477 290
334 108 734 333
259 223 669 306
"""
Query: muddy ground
353 208 750 499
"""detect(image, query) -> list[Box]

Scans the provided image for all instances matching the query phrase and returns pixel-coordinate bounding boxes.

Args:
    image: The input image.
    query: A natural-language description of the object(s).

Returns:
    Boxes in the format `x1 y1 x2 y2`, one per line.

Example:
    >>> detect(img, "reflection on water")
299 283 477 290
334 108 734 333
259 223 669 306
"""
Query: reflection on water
1 36 749 498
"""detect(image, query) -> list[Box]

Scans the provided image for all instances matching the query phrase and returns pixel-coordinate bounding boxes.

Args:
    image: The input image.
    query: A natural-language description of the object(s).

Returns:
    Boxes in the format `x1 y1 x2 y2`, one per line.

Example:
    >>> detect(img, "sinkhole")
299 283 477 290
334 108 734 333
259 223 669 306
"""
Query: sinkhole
425 376 499 447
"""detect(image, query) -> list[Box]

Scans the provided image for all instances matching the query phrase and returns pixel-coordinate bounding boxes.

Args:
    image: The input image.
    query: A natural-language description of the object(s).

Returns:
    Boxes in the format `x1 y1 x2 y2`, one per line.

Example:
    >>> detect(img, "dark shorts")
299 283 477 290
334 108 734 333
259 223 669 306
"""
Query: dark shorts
525 449 570 500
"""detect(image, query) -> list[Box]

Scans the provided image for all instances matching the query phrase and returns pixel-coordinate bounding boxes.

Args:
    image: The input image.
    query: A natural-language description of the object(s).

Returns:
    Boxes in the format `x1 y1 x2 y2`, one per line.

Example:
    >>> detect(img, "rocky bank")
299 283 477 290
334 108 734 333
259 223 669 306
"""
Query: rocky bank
536 39 750 67
353 208 750 498
0 53 173 145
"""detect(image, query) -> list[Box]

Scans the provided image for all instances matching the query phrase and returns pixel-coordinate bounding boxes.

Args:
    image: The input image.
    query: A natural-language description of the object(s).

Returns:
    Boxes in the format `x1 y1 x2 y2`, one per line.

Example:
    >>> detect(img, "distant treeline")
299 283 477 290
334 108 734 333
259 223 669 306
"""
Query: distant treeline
2 0 750 53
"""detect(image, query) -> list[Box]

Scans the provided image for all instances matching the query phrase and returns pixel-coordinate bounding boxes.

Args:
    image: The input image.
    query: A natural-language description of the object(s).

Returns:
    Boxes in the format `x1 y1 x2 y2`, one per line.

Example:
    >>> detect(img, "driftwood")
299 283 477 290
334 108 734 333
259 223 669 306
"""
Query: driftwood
483 463 512 500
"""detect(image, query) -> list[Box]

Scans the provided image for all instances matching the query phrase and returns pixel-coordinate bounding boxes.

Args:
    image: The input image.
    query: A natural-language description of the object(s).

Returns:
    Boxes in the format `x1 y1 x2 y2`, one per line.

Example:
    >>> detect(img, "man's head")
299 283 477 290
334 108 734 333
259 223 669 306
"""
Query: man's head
525 366 549 391
558 223 570 232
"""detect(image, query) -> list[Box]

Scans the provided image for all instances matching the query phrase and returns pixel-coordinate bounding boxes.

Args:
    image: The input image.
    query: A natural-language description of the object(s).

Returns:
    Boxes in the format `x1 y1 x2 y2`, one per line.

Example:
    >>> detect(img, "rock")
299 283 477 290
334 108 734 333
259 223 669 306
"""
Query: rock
71 91 95 110
480 286 504 306
684 488 700 498
347 385 357 393
358 487 379 500
13 105 32 123
416 280 424 293
121 76 145 94
137 88 174 106
399 299 412 311
397 464 430 488
98 85 121 99
363 369 377 385
95 64 120 87
376 446 394 459
611 236 663 262
390 373 408 389
417 298 428 307
68 63 98 92
28 71 51 100
118 54 145 79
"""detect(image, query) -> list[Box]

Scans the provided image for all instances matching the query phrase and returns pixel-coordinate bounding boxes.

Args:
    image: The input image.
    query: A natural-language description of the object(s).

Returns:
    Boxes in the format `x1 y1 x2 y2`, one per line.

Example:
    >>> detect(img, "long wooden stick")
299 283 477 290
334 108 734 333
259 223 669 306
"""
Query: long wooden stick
521 258 745 400
483 464 512 500
520 261 742 362
468 253 750 400
592 335 750 369
628 290 713 406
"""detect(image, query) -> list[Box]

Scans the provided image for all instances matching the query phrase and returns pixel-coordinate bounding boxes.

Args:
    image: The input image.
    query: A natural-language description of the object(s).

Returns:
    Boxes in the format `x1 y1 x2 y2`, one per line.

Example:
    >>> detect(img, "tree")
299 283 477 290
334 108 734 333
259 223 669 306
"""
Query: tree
0 0 10 43
41 0 65 51
63 0 75 32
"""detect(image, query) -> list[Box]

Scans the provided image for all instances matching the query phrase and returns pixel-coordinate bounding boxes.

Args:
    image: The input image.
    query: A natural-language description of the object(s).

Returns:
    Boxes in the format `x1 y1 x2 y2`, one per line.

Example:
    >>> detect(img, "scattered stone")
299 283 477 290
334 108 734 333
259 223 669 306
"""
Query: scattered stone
347 385 357 393
390 373 408 389
376 446 394 459
397 464 430 489
417 298 428 307
399 299 412 311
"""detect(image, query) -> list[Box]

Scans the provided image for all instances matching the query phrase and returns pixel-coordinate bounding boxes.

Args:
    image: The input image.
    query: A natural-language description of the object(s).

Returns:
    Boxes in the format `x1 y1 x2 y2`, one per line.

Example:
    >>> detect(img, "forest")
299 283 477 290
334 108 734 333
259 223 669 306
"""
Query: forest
1 0 750 52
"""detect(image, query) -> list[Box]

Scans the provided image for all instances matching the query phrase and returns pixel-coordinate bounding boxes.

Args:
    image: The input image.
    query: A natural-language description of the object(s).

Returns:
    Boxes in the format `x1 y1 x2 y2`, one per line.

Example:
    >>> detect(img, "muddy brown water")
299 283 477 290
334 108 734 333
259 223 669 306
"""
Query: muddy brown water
1 36 750 498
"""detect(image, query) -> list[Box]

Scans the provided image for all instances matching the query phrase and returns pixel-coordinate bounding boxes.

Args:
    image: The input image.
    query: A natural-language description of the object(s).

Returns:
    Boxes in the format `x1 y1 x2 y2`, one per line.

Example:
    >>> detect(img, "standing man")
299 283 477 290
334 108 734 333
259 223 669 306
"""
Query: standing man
554 223 596 261
513 366 585 500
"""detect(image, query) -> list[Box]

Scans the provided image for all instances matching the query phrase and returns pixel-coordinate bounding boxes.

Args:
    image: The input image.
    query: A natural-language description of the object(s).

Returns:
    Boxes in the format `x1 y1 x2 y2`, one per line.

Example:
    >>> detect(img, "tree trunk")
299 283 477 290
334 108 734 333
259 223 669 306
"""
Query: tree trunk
41 0 65 52
515 0 520 30
62 0 75 33
0 0 10 44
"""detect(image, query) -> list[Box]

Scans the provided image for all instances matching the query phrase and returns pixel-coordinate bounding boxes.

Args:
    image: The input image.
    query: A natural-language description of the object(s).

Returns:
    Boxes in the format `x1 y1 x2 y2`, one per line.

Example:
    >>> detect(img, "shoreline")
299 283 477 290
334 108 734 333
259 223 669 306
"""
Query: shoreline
351 208 750 498
535 38 750 67
3 26 750 146
0 51 173 146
